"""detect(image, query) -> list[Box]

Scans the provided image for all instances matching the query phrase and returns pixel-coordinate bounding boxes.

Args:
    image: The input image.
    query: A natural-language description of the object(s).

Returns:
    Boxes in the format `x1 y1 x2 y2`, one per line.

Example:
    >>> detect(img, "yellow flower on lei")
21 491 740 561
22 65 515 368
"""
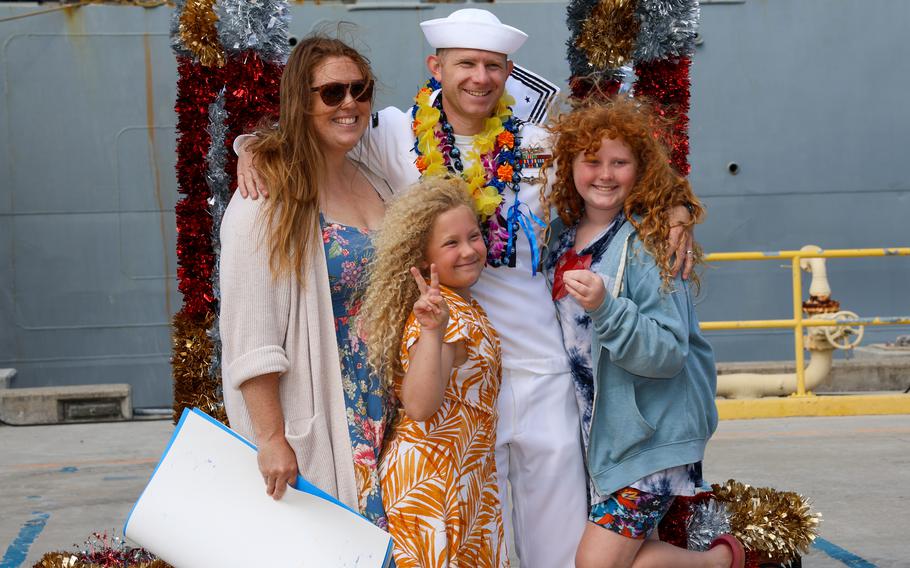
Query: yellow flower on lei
412 87 516 218
473 184 503 218
463 161 501 217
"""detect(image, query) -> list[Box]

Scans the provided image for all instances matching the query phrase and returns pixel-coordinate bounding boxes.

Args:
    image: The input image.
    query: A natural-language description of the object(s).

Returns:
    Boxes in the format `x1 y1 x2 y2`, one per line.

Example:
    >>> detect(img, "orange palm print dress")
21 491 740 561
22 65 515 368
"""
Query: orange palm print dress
380 286 507 568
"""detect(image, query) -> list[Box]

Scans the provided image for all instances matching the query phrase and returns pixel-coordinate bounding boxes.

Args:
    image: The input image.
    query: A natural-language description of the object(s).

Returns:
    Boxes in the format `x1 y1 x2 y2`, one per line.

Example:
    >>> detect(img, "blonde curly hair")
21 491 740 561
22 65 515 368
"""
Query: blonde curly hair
361 177 479 388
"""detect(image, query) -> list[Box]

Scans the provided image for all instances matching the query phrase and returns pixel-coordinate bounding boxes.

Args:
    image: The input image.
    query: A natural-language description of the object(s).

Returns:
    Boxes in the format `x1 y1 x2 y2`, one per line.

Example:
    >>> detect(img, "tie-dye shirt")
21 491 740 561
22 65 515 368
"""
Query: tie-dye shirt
545 215 703 505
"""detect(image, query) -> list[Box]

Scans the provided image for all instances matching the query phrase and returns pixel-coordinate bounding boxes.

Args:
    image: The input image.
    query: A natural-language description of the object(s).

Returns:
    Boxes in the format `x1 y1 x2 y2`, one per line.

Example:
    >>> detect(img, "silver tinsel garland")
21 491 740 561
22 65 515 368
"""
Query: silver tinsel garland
216 0 291 64
169 0 193 57
205 90 230 380
633 0 700 63
686 499 732 551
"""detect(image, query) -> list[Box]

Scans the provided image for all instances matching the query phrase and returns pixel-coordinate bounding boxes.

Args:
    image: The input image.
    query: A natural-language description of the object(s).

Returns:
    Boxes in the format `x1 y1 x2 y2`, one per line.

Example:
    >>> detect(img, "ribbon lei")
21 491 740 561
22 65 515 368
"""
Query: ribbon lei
506 201 546 275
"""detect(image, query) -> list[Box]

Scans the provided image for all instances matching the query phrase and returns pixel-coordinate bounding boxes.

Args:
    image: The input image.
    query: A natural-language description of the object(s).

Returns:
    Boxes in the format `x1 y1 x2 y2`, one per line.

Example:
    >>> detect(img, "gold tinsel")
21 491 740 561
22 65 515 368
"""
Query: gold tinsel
33 552 172 568
172 311 227 425
178 0 225 68
712 479 821 562
575 0 640 70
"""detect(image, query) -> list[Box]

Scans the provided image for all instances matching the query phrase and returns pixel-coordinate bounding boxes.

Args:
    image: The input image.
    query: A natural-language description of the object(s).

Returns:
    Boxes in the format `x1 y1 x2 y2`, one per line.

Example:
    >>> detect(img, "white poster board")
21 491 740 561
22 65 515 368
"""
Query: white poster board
124 408 393 568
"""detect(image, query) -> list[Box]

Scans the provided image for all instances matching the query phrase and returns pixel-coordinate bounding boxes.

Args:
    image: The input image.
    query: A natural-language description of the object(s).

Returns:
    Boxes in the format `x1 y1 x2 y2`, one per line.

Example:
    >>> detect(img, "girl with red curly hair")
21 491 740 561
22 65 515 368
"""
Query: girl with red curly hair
541 97 744 568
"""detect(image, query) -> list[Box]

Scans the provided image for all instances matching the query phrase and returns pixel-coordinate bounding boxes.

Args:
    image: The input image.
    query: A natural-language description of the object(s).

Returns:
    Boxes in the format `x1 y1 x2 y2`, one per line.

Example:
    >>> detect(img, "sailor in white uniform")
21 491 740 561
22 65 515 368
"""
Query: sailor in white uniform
352 11 589 567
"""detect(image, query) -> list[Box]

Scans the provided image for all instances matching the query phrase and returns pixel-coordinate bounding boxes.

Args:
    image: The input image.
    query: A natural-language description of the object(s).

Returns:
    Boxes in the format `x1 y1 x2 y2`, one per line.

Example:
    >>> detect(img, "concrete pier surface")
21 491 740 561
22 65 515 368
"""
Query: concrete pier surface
2 414 908 568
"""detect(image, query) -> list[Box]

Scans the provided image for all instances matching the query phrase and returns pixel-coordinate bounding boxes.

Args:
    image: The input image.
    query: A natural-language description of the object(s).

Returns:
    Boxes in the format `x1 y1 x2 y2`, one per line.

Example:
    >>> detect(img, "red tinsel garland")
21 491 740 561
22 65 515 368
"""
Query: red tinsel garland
172 53 281 420
569 76 624 101
222 52 283 197
172 53 280 320
633 57 692 176
175 57 225 318
223 53 283 140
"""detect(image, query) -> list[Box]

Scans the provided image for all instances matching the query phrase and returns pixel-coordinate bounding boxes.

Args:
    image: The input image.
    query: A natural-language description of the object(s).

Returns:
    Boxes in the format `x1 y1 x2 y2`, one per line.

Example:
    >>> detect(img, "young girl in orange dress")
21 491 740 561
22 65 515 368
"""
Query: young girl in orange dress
361 177 507 567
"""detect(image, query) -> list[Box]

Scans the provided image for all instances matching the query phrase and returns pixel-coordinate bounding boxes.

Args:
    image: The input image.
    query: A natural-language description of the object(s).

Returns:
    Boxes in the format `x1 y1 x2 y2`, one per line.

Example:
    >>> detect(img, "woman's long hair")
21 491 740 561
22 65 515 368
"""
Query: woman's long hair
248 36 374 280
542 96 704 289
361 178 478 389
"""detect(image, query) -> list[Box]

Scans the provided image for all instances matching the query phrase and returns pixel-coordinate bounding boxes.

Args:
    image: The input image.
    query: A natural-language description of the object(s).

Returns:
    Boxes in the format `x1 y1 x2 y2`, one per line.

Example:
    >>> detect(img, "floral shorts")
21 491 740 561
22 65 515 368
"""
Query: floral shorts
588 486 676 539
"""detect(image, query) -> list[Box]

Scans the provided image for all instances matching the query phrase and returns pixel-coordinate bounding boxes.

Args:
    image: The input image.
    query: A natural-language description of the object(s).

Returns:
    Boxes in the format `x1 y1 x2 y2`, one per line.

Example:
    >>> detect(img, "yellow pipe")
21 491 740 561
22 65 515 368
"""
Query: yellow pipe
702 320 799 330
705 247 910 262
702 317 910 331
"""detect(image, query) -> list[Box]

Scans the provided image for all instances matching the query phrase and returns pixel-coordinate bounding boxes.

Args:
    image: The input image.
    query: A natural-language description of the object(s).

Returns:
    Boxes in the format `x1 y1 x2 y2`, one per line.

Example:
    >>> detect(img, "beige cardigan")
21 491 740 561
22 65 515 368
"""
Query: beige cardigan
219 167 392 509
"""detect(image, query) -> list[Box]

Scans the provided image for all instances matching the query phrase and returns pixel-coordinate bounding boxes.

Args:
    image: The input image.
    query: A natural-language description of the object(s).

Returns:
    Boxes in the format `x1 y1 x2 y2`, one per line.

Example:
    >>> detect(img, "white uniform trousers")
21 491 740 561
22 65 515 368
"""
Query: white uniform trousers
495 367 588 568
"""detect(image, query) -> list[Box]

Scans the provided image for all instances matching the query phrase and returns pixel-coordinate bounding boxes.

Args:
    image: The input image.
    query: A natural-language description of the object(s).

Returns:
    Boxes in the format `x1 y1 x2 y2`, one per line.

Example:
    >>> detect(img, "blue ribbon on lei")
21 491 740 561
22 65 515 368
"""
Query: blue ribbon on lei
506 201 546 275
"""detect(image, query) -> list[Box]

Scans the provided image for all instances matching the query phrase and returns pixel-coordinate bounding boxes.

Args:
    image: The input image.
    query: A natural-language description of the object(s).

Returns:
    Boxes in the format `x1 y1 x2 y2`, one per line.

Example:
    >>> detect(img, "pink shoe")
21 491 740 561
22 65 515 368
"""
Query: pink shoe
709 534 745 568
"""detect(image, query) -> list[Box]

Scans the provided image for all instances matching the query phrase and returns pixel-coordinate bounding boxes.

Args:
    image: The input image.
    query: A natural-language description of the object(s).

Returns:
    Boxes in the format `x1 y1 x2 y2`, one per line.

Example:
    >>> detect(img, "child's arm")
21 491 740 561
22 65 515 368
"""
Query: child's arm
565 250 690 379
399 265 467 421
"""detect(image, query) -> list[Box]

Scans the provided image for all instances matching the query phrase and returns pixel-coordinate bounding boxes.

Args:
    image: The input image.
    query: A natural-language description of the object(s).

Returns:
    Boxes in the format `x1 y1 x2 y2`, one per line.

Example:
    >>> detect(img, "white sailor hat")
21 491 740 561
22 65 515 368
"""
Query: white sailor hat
420 9 528 55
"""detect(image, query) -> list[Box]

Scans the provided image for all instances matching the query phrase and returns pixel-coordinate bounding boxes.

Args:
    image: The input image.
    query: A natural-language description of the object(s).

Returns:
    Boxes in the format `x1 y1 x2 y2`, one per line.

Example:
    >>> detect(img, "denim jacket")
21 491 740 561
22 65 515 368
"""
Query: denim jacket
547 217 718 497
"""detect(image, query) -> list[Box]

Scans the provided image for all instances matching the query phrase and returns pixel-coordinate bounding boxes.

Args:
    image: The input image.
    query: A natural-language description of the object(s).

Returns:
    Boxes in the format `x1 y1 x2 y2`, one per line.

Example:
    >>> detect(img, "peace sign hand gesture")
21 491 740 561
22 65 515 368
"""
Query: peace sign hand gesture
410 264 449 333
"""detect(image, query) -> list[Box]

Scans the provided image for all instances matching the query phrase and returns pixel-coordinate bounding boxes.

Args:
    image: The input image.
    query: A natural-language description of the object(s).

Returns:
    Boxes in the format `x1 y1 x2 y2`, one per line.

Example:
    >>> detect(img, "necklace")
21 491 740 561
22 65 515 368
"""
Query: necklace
411 78 526 267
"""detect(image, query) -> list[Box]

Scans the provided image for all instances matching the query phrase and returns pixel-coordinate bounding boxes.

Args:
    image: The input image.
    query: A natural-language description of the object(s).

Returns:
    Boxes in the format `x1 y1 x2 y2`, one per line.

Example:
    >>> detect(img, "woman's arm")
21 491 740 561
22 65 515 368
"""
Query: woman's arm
219 194 296 496
238 372 298 500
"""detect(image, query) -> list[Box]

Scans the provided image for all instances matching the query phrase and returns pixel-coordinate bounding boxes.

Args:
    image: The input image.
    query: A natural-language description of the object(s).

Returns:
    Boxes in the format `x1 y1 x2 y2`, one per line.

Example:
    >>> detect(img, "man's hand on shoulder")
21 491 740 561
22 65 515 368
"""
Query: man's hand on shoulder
668 204 696 280
236 136 268 200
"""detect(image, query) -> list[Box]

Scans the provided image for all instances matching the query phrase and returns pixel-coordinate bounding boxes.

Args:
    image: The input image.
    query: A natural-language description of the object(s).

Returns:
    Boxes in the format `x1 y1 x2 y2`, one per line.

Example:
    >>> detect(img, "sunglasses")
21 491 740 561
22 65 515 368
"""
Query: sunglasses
310 80 374 106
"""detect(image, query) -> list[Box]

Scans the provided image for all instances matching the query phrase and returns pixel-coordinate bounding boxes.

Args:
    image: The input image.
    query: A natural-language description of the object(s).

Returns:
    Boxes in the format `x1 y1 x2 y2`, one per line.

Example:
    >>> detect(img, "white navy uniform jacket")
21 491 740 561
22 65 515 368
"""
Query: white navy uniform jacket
352 91 569 375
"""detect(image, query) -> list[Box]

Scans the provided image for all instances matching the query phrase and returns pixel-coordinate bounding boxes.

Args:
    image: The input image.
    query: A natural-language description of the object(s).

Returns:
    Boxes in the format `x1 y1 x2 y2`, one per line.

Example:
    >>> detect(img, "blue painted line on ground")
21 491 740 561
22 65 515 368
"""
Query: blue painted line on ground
59 466 78 473
0 511 50 568
813 537 877 567
102 475 141 481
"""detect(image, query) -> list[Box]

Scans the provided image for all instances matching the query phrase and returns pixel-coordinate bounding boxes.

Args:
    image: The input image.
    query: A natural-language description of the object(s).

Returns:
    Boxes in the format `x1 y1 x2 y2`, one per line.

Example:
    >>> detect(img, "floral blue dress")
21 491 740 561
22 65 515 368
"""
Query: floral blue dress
545 214 702 509
321 217 390 529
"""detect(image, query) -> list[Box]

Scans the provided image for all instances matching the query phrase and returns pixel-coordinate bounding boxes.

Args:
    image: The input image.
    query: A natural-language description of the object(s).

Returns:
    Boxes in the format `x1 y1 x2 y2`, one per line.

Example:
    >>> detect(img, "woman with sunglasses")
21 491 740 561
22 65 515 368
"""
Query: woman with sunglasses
219 35 392 528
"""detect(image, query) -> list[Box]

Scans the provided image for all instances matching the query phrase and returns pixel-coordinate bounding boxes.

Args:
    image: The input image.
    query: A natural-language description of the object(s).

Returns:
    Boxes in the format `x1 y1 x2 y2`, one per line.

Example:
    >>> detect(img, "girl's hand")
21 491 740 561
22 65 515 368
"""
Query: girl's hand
563 269 606 311
257 436 298 500
410 264 449 332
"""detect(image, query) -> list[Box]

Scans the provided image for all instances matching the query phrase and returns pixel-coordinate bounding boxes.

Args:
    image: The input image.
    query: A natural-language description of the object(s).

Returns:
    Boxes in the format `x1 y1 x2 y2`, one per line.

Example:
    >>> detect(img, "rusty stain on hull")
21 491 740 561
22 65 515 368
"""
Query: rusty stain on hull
144 33 172 318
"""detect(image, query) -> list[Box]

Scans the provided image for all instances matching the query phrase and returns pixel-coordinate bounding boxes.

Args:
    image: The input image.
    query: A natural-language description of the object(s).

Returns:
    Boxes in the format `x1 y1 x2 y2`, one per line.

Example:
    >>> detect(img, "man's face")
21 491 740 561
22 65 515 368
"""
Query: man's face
426 48 513 132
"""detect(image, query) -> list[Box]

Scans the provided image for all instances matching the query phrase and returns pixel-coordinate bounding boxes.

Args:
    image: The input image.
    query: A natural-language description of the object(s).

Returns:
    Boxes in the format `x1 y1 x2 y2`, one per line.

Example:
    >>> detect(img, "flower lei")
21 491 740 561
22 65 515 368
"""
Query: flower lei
411 78 528 267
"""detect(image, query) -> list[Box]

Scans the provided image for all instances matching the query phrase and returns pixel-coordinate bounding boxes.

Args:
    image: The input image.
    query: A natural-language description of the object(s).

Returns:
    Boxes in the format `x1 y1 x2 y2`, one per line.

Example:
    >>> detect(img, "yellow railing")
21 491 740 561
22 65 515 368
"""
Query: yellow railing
699 248 910 397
